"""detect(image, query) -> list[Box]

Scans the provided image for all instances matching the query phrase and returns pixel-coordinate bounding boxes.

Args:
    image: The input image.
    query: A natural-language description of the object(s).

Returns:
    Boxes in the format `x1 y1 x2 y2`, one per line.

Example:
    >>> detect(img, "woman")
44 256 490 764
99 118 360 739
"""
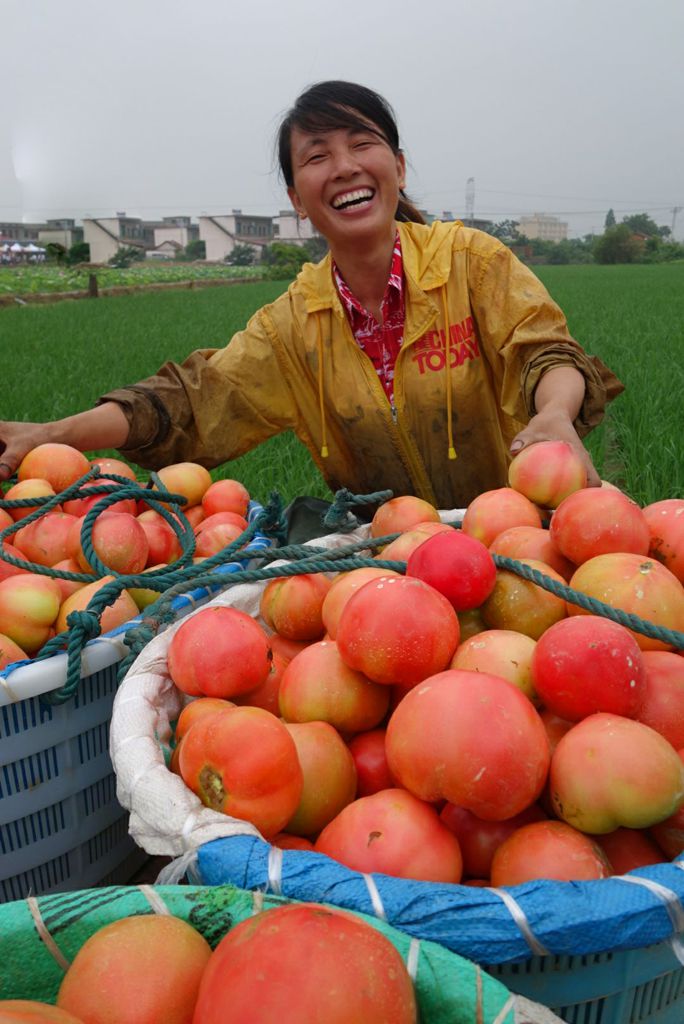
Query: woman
0 81 622 509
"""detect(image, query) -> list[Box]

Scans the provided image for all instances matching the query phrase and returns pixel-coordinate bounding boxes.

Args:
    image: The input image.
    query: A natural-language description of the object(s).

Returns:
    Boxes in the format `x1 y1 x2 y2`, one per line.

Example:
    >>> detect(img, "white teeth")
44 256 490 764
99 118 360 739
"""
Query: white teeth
332 189 374 209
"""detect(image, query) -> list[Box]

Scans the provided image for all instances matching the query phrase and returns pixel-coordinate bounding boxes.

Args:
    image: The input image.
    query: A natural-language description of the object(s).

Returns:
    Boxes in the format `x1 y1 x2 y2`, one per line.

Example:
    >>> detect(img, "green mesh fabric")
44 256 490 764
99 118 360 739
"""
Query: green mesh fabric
1 883 516 1023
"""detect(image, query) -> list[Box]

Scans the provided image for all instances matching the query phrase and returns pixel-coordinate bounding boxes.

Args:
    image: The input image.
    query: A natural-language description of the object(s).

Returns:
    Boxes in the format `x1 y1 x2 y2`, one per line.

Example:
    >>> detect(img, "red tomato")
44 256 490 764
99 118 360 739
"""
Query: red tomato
386 669 550 820
278 639 389 734
642 498 684 583
178 706 303 838
271 833 315 851
635 651 684 749
168 606 272 698
406 530 496 611
508 439 587 508
550 488 650 565
491 820 610 885
461 487 542 547
282 721 357 837
321 567 400 639
370 495 440 537
650 803 684 860
192 904 417 1024
347 729 396 797
57 916 212 1024
336 575 460 685
594 827 664 874
440 802 546 879
174 698 235 744
531 615 646 721
550 714 684 833
567 554 684 653
489 525 575 581
315 788 462 883
260 573 331 641
232 650 287 716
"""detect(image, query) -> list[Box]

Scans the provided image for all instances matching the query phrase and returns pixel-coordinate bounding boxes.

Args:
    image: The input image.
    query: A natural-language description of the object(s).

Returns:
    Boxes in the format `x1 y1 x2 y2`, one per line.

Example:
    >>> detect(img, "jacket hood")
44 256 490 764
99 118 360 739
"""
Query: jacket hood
296 219 459 312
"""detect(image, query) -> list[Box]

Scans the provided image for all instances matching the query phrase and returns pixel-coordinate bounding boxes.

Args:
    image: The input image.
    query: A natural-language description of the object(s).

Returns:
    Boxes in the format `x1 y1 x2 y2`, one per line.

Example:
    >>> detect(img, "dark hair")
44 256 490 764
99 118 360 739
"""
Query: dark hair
277 81 425 225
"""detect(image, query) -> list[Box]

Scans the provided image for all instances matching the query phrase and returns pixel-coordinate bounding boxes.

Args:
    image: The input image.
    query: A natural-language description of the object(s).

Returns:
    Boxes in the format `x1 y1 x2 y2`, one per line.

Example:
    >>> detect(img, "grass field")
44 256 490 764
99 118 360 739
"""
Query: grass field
1 264 682 506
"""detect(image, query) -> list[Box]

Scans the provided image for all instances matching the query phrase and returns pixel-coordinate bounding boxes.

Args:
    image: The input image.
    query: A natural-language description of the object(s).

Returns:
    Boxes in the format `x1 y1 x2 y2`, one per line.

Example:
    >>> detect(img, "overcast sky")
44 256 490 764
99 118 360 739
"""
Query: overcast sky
3 0 683 239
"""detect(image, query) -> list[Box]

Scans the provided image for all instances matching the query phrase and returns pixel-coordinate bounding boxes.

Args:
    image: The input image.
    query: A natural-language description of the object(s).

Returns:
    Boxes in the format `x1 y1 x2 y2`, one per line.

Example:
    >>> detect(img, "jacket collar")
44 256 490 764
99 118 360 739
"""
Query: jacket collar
296 219 459 316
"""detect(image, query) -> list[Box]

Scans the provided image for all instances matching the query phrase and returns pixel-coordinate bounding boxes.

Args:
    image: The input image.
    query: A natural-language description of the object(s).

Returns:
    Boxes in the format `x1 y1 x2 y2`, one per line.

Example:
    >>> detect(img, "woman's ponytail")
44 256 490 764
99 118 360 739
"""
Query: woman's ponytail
396 190 426 224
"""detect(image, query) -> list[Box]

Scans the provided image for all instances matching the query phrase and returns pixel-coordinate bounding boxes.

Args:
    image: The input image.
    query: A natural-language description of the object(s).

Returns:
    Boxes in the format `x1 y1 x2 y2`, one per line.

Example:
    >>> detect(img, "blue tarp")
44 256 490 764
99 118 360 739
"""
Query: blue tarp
197 835 684 965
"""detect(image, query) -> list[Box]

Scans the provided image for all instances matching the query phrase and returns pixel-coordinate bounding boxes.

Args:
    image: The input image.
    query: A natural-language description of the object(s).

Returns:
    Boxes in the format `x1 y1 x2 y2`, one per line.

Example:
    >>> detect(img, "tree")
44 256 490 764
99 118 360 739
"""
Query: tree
488 220 520 244
621 213 660 237
108 246 145 268
593 224 642 264
226 243 255 266
183 239 206 261
261 242 309 280
45 242 66 264
66 241 90 265
604 209 616 229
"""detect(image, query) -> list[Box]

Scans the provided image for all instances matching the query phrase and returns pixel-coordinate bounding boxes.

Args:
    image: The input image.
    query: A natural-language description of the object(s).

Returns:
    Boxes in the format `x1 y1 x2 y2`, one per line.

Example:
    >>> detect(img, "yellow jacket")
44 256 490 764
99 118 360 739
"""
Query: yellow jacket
104 220 622 508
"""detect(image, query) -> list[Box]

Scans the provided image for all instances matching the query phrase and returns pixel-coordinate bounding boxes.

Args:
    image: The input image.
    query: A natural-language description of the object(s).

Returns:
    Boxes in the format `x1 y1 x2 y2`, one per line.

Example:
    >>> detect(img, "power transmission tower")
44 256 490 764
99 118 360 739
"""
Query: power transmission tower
465 178 475 227
671 206 682 236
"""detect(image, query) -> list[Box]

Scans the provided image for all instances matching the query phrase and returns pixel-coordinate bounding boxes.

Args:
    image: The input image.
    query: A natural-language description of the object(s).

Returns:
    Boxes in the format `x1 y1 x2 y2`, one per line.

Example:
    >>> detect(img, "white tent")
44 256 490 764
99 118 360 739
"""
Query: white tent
24 242 43 253
10 242 23 253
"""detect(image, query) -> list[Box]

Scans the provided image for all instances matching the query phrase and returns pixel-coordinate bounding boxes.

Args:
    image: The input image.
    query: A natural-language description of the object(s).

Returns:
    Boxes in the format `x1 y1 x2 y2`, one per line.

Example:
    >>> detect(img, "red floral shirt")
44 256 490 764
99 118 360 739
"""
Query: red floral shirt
333 233 404 410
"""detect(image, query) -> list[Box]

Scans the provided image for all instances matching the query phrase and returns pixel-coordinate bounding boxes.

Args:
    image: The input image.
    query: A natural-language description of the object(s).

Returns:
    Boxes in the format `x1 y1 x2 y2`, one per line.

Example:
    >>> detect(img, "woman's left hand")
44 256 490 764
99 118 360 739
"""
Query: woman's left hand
509 408 601 487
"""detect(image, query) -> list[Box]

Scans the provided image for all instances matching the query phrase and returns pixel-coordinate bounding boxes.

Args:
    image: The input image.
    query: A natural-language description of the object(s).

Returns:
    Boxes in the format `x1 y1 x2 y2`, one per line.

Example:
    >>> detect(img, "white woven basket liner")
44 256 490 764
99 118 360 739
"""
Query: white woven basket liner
110 523 380 855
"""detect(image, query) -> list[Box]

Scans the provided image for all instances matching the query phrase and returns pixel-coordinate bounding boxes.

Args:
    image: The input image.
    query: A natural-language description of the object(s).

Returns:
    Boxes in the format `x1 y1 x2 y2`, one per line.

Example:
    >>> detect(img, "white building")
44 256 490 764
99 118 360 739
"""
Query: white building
199 211 274 262
273 210 321 246
83 215 146 263
517 213 568 242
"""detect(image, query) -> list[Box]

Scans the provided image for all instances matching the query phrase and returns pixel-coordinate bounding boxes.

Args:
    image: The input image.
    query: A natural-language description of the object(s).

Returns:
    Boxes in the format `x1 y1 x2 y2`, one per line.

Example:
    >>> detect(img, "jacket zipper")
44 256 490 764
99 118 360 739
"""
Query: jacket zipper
342 314 438 504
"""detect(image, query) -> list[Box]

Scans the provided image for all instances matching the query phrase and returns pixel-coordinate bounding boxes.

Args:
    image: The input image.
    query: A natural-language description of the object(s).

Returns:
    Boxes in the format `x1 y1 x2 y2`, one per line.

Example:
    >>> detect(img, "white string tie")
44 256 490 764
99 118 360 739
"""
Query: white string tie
155 850 199 885
362 874 387 921
487 887 550 957
252 889 265 915
406 936 421 981
137 884 171 915
26 896 70 971
0 674 21 702
267 845 284 896
491 994 516 1024
617 874 684 966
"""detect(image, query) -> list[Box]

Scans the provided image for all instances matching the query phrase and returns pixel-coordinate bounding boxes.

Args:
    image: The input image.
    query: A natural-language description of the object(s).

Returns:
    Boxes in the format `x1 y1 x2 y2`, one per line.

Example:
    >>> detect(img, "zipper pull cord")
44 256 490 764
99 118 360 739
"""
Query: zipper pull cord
315 313 329 458
439 286 457 460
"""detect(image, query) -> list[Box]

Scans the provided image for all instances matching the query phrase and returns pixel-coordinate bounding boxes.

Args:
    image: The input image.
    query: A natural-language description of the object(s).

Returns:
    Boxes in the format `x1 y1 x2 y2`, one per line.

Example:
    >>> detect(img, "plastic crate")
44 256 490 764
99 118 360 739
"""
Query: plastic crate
0 511 272 903
488 942 684 1024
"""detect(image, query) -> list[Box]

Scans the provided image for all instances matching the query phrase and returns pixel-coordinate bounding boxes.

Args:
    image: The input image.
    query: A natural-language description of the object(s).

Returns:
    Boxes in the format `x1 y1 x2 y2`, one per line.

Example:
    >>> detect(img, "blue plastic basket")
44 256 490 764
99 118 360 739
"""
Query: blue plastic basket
488 941 684 1024
0 507 272 903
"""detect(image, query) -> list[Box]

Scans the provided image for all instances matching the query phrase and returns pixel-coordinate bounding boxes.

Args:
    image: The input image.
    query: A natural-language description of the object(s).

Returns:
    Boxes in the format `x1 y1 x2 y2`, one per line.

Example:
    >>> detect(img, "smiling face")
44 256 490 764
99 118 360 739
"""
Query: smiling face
287 124 406 254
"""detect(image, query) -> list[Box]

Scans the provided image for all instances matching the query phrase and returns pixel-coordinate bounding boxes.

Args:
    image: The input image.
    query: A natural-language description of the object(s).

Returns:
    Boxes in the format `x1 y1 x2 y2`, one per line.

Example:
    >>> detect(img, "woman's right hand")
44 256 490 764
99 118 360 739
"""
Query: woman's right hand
0 421 51 481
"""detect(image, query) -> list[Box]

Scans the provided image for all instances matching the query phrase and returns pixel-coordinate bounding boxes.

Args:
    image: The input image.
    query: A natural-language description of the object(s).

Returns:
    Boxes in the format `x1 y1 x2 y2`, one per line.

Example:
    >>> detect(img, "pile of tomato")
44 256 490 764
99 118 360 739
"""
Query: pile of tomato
164 440 684 887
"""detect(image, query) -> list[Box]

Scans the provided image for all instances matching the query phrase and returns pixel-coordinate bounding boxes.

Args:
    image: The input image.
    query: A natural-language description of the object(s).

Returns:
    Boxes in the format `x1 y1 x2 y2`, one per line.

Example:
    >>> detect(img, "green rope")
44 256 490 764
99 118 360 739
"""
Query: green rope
38 494 287 705
490 554 684 648
0 468 194 582
3 478 682 707
116 543 684 687
322 488 393 532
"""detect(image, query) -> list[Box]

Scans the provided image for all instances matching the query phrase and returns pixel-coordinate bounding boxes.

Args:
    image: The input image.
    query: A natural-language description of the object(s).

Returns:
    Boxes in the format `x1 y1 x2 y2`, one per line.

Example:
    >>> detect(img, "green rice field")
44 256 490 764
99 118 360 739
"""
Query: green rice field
1 263 682 506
